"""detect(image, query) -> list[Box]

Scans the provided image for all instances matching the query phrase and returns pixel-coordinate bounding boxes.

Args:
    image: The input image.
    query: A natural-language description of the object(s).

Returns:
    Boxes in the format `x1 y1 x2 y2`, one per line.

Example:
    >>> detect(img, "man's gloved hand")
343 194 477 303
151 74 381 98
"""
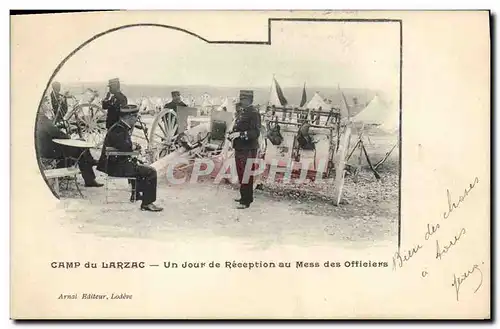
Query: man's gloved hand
227 131 241 141
133 142 142 151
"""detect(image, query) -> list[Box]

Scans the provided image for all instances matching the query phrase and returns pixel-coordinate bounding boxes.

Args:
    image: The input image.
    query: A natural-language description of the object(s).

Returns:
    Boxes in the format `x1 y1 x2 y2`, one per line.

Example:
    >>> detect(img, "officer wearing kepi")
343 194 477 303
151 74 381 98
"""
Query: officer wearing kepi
227 90 261 209
163 90 188 113
97 105 163 212
102 78 128 129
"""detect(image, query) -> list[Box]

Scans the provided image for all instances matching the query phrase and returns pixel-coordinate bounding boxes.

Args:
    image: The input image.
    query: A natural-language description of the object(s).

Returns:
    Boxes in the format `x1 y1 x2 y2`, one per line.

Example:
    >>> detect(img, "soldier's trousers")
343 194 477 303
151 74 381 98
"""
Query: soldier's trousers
235 149 257 206
130 165 157 205
58 146 96 185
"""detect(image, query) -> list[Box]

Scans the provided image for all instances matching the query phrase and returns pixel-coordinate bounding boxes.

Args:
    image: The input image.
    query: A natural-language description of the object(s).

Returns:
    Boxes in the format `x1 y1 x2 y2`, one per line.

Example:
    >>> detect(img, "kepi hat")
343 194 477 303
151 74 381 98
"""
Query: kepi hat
119 104 139 116
108 78 120 86
236 90 254 105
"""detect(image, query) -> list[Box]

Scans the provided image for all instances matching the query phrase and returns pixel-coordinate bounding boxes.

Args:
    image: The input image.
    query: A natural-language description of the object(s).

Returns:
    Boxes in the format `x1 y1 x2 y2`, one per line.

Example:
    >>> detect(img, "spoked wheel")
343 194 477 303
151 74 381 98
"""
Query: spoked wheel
65 103 107 149
147 108 179 163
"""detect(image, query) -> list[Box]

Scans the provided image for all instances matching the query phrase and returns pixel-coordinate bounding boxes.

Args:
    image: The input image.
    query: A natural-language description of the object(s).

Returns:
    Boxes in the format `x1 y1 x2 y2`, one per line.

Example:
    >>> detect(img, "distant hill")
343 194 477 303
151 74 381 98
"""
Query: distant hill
61 82 380 116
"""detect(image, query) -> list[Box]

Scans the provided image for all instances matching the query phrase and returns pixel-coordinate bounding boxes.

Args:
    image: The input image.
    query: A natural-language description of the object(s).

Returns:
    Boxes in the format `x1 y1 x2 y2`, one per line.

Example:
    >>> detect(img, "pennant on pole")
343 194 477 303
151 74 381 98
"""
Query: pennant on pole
273 78 288 106
300 82 307 107
340 90 351 120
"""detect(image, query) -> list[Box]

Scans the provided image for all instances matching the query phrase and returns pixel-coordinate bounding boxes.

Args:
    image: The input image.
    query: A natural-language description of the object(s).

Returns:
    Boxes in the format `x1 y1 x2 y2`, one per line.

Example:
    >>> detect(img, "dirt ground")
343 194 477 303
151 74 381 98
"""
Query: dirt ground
49 112 399 249
54 121 399 250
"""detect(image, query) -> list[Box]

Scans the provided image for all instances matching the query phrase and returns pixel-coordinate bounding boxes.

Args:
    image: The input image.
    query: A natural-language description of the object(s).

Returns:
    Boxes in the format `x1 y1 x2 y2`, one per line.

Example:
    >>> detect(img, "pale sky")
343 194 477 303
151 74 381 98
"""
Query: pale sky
55 21 400 97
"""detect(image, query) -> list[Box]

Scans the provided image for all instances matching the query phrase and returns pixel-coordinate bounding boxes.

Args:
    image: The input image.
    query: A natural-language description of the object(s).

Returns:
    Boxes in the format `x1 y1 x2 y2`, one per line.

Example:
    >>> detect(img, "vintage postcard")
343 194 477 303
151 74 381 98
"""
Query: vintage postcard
10 10 490 319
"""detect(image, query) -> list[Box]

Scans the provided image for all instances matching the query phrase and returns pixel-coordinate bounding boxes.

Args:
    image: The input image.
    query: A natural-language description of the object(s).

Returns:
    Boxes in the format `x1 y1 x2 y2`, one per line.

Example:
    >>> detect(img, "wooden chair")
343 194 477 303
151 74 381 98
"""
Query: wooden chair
103 147 140 203
41 157 84 198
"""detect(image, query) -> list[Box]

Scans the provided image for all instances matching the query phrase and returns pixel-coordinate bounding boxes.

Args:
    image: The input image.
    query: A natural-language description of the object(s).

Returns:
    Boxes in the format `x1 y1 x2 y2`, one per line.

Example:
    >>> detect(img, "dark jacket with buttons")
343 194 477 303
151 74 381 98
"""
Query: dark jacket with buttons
102 91 128 129
232 106 261 150
164 100 188 112
97 120 137 177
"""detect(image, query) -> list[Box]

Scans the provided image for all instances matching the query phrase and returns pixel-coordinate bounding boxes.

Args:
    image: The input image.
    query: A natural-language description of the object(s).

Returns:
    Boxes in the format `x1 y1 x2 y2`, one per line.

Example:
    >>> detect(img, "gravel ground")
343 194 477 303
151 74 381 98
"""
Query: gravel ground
53 119 399 250
55 162 398 250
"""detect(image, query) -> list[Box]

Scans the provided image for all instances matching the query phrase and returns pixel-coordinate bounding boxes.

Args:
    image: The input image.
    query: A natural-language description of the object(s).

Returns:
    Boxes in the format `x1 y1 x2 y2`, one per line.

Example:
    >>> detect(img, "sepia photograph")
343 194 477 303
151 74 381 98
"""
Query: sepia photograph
11 10 490 319
35 19 400 247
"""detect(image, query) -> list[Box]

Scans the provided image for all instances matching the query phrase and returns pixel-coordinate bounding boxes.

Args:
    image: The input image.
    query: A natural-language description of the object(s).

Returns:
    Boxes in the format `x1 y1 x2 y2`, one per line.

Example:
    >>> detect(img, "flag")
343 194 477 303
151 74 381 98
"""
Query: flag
273 78 288 106
300 82 307 107
340 90 351 120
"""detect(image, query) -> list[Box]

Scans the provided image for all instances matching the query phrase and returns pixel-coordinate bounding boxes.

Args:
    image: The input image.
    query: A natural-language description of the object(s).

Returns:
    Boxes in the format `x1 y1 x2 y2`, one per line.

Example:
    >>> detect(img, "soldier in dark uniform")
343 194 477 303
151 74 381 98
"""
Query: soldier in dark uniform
102 78 128 129
227 90 261 209
163 91 188 113
97 105 163 212
50 81 69 124
35 111 103 187
163 91 188 135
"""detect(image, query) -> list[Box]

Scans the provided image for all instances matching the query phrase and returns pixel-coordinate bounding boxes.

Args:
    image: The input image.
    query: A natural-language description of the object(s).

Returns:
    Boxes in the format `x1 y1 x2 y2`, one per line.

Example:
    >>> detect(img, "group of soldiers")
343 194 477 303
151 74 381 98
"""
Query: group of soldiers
37 78 262 211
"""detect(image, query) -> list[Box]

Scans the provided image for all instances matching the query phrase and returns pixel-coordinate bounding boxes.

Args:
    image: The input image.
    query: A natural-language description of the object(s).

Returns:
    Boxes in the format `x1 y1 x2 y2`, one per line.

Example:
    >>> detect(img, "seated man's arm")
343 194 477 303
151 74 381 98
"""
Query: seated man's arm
108 129 134 152
45 118 70 140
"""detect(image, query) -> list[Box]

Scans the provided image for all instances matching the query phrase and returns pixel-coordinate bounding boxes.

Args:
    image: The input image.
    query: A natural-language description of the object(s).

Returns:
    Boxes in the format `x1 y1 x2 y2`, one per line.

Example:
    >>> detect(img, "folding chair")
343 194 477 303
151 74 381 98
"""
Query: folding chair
103 147 140 203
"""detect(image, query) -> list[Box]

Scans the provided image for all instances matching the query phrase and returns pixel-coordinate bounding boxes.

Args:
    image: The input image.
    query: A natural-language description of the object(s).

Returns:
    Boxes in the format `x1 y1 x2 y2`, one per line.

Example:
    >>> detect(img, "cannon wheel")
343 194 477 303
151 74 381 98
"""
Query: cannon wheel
147 108 179 163
65 102 107 149
332 125 351 206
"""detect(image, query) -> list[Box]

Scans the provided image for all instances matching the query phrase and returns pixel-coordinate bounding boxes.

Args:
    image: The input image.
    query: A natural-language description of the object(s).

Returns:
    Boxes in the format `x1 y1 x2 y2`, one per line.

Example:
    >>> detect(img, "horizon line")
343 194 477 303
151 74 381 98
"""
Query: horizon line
57 81 377 90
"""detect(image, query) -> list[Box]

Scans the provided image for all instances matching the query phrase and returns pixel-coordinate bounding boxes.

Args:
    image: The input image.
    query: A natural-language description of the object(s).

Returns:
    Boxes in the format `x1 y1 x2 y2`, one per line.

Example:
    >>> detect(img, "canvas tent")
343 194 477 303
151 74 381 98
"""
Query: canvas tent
352 94 393 125
379 105 400 133
215 97 230 112
305 92 330 110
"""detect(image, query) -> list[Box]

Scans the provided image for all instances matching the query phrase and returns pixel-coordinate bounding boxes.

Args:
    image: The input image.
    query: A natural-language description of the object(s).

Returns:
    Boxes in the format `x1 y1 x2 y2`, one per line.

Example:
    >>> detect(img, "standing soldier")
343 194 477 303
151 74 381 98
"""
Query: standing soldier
163 90 188 113
163 90 188 135
50 81 69 125
227 90 261 209
102 78 128 129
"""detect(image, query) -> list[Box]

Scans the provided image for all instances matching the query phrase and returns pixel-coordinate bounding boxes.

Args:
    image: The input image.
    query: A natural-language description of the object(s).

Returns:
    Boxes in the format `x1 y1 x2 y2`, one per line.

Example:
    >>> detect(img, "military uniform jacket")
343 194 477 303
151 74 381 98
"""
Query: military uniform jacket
102 92 128 129
50 91 68 123
97 120 137 177
35 114 69 159
164 100 188 113
232 106 261 150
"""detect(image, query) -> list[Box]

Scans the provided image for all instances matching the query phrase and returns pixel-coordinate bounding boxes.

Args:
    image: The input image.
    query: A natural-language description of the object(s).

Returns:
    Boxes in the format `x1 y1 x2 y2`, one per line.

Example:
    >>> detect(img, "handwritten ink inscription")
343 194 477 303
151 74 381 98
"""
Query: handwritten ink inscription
392 176 484 301
443 177 479 219
435 228 467 260
392 244 423 270
452 262 485 301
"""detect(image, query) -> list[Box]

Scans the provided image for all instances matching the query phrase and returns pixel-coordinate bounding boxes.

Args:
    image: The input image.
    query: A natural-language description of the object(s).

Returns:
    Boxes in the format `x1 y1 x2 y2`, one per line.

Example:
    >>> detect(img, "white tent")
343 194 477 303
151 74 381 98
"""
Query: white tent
201 97 213 108
379 104 400 133
352 94 392 125
215 97 229 111
305 92 330 110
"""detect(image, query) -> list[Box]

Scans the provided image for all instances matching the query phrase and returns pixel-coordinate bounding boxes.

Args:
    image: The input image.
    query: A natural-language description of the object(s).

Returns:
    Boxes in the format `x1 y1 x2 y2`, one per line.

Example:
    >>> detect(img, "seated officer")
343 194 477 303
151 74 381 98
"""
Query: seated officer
35 110 103 187
97 105 163 212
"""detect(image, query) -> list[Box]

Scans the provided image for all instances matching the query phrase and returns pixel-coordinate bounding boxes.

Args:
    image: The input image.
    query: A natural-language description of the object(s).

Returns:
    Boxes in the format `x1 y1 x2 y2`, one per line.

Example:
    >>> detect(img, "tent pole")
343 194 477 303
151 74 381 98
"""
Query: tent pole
361 141 381 180
267 74 275 107
374 142 398 170
346 139 361 162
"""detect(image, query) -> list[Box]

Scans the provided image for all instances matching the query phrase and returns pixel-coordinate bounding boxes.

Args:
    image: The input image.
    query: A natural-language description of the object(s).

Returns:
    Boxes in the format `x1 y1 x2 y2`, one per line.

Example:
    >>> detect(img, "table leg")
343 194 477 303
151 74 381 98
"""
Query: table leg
54 178 60 195
74 175 84 198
